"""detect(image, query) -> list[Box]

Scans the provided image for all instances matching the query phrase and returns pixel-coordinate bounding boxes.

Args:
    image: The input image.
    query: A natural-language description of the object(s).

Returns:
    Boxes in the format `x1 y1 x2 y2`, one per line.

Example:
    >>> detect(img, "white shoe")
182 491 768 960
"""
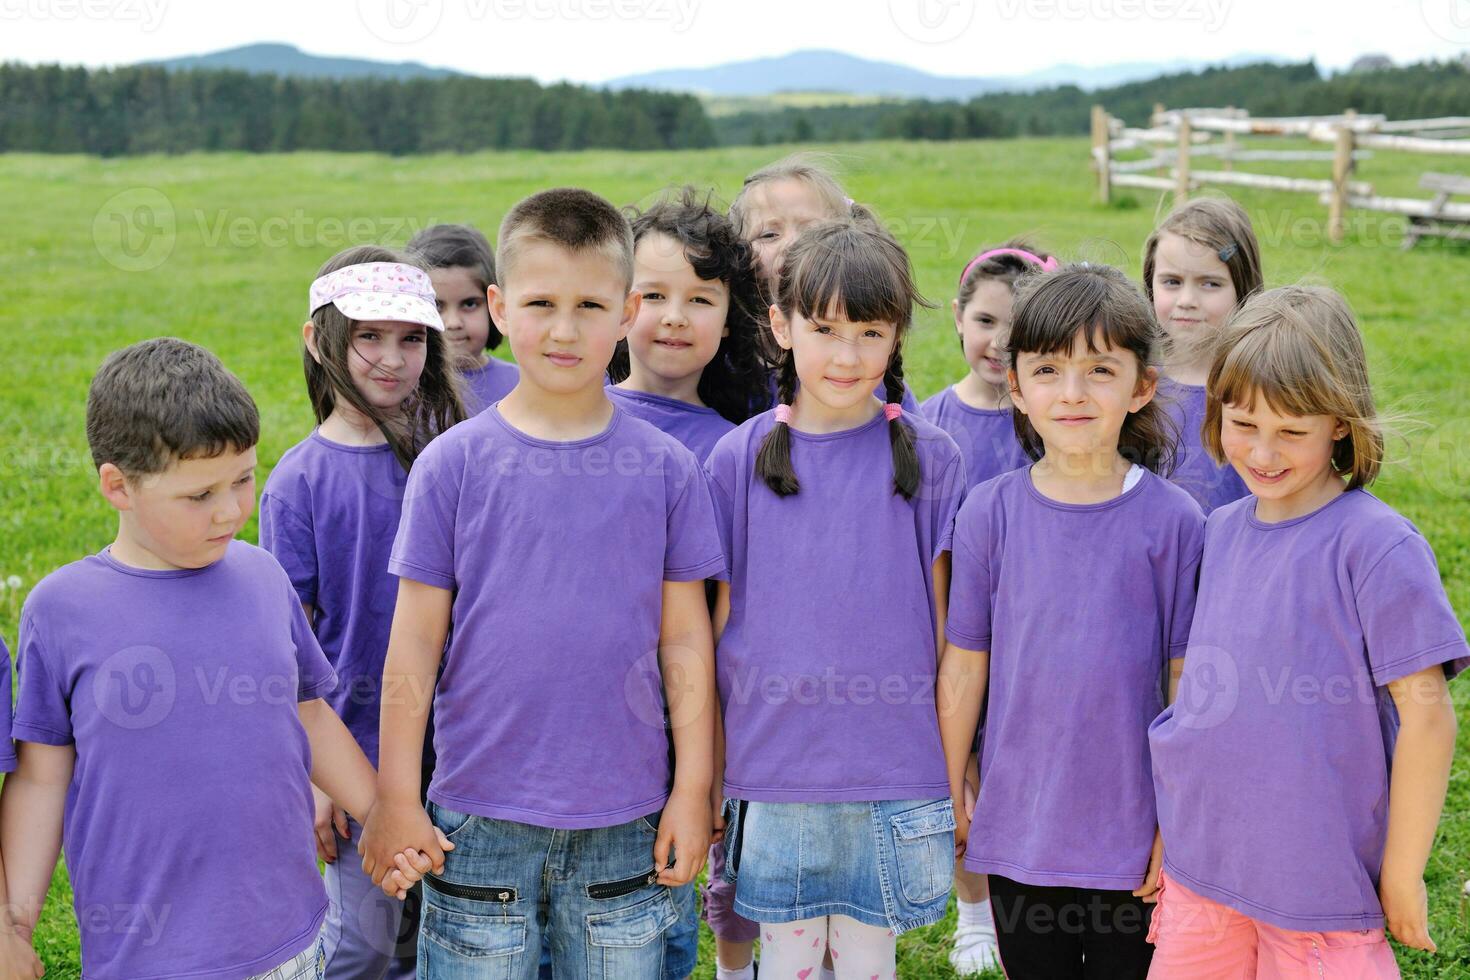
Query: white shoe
949 926 1001 976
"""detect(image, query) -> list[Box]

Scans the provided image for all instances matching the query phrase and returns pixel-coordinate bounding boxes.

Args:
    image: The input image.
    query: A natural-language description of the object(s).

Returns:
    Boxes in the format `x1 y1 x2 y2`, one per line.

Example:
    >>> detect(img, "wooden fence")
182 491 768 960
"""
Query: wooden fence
1090 104 1470 247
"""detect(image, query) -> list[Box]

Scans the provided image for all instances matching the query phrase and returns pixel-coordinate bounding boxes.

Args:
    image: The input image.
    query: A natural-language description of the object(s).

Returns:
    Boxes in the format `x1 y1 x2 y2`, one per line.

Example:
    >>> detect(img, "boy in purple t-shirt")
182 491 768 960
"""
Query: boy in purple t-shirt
0 339 420 980
359 189 724 980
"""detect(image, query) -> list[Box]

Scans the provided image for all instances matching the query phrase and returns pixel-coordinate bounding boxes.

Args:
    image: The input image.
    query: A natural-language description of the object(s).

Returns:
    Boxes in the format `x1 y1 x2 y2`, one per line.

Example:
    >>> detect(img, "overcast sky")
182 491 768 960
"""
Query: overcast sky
2 0 1465 82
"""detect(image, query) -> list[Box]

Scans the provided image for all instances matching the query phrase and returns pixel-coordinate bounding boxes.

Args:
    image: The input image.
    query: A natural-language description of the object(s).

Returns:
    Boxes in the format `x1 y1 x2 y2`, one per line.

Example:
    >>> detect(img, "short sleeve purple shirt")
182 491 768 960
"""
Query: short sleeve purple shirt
11 543 336 979
705 410 965 803
460 356 520 415
1150 490 1470 932
919 386 1030 493
390 405 725 829
1158 378 1248 514
0 639 14 772
259 431 407 765
947 467 1204 889
606 385 735 463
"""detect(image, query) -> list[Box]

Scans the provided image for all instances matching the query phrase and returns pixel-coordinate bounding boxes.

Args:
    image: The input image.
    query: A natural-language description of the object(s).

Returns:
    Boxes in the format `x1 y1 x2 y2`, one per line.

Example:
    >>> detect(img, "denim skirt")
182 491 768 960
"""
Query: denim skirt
722 798 954 934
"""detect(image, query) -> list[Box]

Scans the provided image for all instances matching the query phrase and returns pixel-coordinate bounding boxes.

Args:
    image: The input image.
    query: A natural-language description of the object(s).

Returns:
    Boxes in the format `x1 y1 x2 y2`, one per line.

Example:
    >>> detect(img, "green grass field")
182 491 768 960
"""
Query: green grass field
1 137 1468 977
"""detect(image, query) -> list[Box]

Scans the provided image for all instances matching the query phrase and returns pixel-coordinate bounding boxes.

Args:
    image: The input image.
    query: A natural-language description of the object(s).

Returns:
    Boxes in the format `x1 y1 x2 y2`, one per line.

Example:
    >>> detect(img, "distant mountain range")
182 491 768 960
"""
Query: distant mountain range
140 43 1287 99
603 49 1287 98
144 42 462 80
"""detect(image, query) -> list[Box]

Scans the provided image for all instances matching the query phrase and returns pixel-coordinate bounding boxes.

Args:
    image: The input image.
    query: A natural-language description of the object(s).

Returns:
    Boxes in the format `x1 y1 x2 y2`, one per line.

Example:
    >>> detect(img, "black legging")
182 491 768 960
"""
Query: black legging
987 874 1154 980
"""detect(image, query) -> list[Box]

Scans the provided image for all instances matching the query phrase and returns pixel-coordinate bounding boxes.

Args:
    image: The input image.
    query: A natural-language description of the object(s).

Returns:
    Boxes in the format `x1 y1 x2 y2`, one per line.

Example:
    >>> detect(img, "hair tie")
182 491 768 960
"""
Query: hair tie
883 403 903 422
959 248 1060 287
774 404 793 425
1218 243 1239 262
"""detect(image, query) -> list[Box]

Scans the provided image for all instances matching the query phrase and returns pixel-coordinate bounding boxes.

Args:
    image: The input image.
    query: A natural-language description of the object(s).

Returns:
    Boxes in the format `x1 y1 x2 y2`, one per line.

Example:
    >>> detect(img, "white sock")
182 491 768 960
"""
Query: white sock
716 963 755 980
956 897 994 932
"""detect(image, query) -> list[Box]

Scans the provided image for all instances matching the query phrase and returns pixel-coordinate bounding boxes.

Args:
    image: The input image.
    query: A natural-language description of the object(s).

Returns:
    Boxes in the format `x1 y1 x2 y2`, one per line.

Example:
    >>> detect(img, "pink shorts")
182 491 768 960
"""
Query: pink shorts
1146 871 1399 979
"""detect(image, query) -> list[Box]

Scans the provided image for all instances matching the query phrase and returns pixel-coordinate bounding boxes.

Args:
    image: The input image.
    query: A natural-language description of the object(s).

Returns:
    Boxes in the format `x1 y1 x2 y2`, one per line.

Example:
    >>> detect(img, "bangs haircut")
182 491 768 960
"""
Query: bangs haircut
1007 263 1177 473
1204 285 1382 488
780 220 919 330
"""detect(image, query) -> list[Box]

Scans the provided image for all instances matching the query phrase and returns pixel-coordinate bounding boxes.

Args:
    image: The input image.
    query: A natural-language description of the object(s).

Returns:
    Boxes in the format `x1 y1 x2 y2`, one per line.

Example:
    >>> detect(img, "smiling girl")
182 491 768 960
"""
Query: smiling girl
259 245 463 977
1148 285 1467 979
938 263 1204 979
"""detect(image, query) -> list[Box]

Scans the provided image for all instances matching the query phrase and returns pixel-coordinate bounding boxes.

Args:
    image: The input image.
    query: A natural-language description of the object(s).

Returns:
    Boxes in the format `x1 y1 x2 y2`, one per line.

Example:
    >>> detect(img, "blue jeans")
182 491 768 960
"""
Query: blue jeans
420 801 679 979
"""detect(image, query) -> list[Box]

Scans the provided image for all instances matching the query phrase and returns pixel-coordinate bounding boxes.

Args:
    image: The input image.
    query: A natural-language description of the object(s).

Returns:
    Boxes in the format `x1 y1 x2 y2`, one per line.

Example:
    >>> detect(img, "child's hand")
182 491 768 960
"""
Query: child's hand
379 833 454 898
710 786 726 846
312 786 349 864
1380 868 1435 952
0 926 43 979
952 792 970 860
654 785 711 887
359 800 452 890
1132 830 1164 903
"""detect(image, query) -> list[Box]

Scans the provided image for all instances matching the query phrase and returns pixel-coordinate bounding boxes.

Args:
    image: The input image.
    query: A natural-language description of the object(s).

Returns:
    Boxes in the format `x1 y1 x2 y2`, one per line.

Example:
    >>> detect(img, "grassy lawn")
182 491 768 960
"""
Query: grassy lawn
0 136 1467 977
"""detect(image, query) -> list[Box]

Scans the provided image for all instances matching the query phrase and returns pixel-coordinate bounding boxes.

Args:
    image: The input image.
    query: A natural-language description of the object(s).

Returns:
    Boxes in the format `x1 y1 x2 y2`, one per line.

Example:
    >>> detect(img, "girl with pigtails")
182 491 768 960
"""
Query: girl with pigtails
704 220 966 979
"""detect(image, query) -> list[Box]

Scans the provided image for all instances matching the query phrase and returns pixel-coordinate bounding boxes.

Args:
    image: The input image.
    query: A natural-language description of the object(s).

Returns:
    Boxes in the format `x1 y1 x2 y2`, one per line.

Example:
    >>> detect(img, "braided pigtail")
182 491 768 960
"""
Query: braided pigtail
755 351 801 496
884 349 920 500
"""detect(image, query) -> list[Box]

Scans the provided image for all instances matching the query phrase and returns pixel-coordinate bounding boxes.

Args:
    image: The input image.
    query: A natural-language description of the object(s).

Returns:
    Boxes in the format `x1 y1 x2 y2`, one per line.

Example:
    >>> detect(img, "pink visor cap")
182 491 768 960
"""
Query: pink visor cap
308 262 445 331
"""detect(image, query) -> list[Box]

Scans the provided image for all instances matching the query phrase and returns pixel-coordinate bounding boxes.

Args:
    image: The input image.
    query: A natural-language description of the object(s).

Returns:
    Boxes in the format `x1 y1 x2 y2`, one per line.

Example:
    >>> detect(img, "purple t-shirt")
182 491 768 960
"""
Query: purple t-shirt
12 543 336 980
1158 378 1248 514
947 467 1204 889
919 386 1030 493
390 404 725 829
1150 489 1470 932
706 409 965 802
0 639 15 772
460 355 520 415
259 431 406 765
607 385 735 463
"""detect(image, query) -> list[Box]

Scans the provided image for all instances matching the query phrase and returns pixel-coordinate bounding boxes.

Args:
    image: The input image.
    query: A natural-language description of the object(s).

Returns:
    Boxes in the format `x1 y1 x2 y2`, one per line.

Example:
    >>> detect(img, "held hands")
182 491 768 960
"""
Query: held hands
1379 867 1435 952
952 760 978 860
655 785 711 887
709 784 726 847
358 799 455 900
1132 830 1165 904
312 786 350 864
0 924 43 980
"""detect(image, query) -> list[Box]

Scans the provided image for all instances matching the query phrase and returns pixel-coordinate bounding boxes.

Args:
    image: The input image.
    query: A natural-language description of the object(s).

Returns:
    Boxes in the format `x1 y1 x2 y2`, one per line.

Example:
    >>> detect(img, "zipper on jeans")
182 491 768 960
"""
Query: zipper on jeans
586 868 659 900
425 873 517 903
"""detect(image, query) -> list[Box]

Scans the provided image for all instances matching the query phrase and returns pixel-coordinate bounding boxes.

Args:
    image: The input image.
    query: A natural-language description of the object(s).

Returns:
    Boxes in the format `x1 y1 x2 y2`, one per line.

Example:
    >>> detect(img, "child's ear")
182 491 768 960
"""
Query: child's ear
952 297 962 332
97 463 133 513
487 284 508 335
302 321 322 365
1332 418 1350 441
1007 368 1028 415
1130 365 1160 413
618 290 640 342
768 306 794 351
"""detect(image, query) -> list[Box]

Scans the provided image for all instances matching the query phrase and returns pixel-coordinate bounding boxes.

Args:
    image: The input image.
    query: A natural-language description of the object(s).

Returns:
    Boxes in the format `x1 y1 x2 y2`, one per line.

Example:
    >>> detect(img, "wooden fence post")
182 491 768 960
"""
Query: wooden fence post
1329 110 1357 244
1176 116 1192 203
1154 103 1168 177
1223 105 1236 171
1092 105 1111 204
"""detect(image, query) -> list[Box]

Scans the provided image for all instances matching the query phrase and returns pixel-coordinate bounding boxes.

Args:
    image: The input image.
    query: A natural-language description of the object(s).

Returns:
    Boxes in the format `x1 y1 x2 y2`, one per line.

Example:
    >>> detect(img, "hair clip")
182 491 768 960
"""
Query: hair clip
1218 243 1239 262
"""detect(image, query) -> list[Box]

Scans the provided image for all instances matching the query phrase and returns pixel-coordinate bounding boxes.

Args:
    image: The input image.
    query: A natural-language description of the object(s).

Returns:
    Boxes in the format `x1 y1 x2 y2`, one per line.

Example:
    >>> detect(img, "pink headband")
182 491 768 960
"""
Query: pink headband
309 262 444 331
959 248 1059 287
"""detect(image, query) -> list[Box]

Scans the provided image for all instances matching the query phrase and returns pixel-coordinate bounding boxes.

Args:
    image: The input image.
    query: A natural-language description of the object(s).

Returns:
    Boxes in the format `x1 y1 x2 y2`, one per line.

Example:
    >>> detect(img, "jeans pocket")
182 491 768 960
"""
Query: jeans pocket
890 799 956 906
421 903 527 961
585 888 678 980
426 800 477 842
